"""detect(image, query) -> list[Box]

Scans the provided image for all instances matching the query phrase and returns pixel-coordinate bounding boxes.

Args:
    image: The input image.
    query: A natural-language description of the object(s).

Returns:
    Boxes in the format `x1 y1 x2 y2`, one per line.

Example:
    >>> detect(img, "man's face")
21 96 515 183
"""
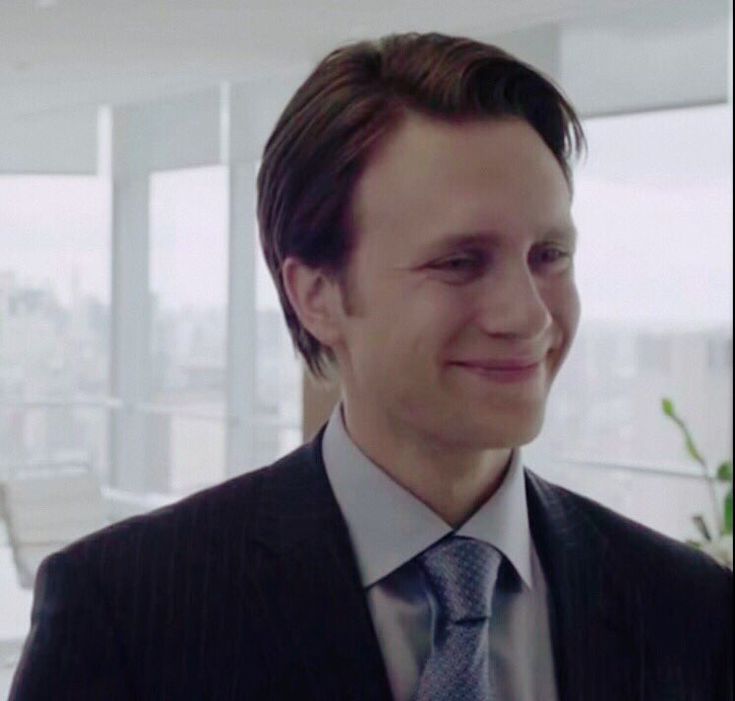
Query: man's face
332 112 580 450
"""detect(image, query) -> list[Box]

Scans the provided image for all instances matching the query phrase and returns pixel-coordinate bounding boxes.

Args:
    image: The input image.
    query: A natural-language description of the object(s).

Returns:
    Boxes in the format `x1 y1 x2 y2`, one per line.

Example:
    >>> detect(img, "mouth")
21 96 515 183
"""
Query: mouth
451 360 543 384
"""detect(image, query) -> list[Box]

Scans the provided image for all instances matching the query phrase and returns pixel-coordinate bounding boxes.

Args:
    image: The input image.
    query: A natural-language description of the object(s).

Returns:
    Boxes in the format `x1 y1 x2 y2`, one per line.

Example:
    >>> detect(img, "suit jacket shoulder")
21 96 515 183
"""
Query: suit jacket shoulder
529 469 732 593
10 437 392 701
525 468 732 701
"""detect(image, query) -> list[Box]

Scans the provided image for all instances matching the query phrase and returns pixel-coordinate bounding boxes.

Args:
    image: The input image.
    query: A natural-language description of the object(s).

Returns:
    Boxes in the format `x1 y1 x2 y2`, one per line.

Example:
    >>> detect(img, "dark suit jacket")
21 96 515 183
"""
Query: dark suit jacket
10 428 733 700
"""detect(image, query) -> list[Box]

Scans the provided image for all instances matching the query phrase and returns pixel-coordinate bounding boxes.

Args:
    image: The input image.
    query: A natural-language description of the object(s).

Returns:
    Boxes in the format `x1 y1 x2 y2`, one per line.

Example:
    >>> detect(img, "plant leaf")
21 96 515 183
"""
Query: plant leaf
717 461 733 481
661 397 707 468
692 514 711 541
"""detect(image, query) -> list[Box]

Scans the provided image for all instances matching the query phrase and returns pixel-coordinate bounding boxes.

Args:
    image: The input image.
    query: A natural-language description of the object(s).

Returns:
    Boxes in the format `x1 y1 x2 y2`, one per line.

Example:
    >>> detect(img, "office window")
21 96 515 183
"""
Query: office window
149 166 228 494
0 175 111 660
0 175 111 477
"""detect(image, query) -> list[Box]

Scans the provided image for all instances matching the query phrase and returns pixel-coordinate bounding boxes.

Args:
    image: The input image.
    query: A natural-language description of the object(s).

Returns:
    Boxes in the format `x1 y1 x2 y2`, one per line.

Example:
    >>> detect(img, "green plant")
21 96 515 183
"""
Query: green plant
662 398 733 559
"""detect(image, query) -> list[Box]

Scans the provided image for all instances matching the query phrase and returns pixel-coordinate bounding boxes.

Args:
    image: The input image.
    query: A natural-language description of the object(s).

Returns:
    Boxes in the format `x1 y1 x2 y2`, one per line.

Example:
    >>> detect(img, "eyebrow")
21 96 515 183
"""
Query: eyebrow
419 227 578 257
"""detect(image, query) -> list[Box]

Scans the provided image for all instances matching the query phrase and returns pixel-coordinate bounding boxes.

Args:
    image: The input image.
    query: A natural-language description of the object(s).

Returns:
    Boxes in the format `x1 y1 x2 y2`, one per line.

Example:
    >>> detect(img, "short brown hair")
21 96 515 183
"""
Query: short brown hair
256 32 585 379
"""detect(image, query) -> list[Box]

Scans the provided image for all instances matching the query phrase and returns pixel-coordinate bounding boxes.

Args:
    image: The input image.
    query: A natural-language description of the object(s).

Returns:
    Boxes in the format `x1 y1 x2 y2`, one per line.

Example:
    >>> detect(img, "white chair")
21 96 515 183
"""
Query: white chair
0 468 108 589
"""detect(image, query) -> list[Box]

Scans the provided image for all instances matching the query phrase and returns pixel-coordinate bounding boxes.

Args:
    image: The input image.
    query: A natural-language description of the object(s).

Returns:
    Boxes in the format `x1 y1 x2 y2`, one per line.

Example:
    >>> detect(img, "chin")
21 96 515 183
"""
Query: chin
466 410 545 449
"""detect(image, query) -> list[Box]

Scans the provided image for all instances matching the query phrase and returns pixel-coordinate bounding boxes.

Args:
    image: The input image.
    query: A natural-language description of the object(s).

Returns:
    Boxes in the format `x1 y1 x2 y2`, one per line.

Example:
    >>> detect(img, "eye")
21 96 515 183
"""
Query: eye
433 256 481 271
533 246 571 267
427 253 486 282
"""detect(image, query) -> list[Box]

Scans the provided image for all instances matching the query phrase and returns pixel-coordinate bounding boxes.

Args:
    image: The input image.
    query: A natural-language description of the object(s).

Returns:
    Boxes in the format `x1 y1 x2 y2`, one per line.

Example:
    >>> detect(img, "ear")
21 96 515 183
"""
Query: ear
281 256 344 348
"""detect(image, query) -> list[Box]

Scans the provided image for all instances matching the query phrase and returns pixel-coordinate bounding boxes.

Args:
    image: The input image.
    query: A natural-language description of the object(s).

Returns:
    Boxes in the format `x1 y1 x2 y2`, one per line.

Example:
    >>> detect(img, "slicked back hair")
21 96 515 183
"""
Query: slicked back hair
256 32 585 379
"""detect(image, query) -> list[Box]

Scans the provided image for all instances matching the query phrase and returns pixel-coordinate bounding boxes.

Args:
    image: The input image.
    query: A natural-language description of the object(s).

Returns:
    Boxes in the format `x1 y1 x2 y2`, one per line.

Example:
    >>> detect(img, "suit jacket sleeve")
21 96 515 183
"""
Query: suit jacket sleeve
8 550 134 701
717 565 733 701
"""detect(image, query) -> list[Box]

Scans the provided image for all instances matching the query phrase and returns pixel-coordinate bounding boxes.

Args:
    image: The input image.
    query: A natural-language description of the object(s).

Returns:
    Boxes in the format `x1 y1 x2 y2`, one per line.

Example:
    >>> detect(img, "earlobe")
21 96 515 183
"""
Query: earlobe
281 256 342 346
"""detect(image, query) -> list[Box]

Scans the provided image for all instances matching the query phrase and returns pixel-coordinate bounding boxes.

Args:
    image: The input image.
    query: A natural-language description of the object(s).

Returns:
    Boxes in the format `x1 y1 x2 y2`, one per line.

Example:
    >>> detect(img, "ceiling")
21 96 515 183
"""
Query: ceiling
0 0 685 118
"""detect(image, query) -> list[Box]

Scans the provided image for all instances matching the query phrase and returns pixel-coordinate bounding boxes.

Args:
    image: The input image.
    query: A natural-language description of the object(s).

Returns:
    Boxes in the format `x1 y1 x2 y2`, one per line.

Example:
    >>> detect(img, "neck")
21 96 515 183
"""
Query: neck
340 401 513 528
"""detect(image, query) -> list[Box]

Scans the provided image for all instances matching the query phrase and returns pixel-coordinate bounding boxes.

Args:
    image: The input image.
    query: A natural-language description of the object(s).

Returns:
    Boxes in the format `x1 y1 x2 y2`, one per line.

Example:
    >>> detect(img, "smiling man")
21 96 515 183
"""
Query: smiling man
11 32 732 701
285 114 580 530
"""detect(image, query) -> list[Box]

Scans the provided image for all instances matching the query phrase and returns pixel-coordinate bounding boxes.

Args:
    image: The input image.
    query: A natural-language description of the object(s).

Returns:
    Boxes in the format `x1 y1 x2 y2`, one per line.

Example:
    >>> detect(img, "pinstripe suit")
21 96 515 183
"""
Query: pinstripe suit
10 428 733 700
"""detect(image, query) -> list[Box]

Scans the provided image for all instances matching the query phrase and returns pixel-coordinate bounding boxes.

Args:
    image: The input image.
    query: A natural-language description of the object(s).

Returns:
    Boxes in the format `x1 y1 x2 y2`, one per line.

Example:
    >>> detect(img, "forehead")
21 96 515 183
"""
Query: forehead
350 112 572 253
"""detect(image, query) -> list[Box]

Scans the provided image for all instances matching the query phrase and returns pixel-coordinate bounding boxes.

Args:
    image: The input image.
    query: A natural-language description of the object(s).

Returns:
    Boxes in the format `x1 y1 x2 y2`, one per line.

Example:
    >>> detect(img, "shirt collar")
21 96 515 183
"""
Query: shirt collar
322 402 535 591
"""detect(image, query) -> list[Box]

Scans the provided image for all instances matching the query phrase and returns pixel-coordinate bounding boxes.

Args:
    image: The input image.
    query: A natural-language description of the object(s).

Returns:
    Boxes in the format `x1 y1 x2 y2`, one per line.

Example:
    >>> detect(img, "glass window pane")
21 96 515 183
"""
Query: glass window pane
149 166 228 494
573 104 732 328
0 174 111 659
0 175 111 476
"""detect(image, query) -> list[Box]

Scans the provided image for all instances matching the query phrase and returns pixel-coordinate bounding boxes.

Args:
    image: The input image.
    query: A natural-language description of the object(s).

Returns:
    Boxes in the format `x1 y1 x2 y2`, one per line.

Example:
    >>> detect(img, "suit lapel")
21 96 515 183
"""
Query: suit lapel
525 469 644 701
248 431 394 701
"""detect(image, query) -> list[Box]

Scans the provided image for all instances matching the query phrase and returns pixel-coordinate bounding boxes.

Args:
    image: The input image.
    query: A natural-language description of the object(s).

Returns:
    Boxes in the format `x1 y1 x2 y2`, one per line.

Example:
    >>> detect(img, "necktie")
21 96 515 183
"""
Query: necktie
414 535 503 701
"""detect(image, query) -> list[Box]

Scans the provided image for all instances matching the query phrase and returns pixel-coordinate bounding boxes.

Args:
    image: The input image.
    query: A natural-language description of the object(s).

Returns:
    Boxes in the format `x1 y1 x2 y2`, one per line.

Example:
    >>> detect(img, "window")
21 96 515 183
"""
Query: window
149 166 228 494
0 175 111 477
0 175 111 663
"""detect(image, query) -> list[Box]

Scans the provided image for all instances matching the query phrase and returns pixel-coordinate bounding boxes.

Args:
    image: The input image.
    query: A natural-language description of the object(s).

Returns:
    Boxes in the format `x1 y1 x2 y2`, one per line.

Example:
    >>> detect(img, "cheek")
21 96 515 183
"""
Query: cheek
351 273 471 366
411 287 471 344
545 279 581 349
563 282 581 334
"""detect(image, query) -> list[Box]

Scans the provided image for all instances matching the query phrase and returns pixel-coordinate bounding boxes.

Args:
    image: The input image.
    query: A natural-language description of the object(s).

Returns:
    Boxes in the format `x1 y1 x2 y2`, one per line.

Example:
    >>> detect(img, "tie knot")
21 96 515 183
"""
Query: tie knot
419 536 503 623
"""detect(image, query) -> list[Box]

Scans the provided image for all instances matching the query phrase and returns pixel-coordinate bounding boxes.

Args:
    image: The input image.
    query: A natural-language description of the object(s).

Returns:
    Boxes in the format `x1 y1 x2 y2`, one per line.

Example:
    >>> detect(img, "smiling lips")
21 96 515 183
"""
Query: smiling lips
452 358 544 383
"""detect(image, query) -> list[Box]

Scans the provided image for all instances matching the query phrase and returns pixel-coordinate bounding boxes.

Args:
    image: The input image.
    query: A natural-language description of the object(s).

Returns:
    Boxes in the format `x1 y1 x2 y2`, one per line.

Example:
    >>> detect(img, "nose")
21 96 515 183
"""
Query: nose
474 263 553 340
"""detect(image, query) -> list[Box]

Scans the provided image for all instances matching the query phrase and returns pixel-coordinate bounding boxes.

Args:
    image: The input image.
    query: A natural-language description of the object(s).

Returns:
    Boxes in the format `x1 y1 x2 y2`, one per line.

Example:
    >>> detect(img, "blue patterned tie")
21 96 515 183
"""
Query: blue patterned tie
414 536 503 701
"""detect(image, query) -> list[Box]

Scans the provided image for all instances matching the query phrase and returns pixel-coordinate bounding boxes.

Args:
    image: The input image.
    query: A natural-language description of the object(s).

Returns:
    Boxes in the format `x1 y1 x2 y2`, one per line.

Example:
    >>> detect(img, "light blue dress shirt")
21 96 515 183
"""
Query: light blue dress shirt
322 403 560 701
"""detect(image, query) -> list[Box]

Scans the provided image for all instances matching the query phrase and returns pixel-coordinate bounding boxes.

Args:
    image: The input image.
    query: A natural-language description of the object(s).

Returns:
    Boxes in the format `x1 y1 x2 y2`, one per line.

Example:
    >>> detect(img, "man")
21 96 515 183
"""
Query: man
10 32 732 700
